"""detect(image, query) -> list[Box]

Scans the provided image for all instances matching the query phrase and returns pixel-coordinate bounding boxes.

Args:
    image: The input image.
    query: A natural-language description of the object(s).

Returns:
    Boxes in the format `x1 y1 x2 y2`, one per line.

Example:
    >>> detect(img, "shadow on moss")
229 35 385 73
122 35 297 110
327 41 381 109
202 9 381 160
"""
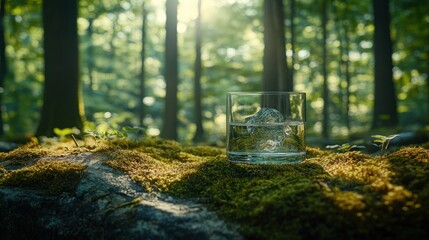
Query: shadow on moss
384 147 429 239
4 137 427 239
163 149 429 240
168 160 336 239
102 139 429 239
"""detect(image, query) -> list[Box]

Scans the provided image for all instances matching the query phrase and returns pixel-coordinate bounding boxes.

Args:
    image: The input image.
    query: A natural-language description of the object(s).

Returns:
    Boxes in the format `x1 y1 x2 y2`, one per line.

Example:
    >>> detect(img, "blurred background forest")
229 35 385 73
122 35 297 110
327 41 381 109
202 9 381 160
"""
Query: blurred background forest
0 0 428 146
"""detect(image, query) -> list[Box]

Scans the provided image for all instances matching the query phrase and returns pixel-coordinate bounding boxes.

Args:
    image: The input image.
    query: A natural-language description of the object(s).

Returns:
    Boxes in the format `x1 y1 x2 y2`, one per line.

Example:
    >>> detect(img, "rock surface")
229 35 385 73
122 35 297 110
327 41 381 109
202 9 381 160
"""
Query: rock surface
0 152 242 240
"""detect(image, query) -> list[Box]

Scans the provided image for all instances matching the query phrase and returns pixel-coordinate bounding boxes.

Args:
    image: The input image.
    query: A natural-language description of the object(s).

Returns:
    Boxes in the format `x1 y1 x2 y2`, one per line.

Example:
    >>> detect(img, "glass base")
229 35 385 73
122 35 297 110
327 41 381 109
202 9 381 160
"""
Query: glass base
227 151 306 164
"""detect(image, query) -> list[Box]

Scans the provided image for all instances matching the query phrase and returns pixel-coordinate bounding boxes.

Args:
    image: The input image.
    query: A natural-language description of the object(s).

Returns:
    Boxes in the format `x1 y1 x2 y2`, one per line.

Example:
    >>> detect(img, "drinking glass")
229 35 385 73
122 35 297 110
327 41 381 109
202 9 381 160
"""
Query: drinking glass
226 92 306 164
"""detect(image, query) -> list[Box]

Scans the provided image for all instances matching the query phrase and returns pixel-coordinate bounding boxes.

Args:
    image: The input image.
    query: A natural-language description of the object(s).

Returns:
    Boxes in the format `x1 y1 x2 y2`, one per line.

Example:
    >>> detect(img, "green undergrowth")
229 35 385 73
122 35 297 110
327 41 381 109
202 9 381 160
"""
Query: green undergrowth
1 137 428 239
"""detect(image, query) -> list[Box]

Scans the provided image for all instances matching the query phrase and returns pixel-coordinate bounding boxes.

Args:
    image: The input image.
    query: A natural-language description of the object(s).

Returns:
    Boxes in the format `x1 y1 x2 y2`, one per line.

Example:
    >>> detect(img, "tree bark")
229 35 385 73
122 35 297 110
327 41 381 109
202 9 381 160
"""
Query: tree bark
262 0 291 92
161 0 179 140
86 18 95 94
343 22 351 131
139 3 147 128
192 0 205 143
36 0 84 137
322 0 329 139
0 0 6 136
289 0 295 86
371 0 398 129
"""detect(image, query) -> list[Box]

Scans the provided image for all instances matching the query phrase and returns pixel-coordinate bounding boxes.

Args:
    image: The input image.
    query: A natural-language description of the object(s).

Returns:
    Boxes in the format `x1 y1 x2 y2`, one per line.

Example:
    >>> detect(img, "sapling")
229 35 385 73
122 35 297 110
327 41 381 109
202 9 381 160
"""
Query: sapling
371 134 398 155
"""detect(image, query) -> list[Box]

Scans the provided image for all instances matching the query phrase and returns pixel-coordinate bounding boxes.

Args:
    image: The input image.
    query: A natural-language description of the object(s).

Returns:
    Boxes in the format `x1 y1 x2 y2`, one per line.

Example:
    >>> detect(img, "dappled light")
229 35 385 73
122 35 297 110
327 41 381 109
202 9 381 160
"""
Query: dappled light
0 1 428 238
0 0 428 144
4 0 429 141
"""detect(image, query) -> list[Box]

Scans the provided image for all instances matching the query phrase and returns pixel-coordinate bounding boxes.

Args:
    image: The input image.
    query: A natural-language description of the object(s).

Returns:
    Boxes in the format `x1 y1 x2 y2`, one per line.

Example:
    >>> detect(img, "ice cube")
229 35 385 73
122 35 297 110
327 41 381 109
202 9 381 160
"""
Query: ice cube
257 139 281 152
246 108 284 124
245 108 285 152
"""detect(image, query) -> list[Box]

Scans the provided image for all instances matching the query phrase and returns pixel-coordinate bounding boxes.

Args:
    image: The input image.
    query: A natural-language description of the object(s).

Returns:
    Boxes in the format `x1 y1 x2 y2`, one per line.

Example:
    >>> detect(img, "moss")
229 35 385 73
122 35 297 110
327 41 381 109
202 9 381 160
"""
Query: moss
182 145 225 157
0 165 6 174
2 137 429 239
106 149 203 192
0 138 100 166
104 140 429 239
0 143 48 166
306 146 331 158
0 160 86 195
387 147 429 218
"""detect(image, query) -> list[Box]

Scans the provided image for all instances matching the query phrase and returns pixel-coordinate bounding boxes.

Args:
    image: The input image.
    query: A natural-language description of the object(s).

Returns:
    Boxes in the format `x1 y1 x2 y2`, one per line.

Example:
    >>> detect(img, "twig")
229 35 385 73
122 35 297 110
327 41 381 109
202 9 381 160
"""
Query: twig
71 134 79 148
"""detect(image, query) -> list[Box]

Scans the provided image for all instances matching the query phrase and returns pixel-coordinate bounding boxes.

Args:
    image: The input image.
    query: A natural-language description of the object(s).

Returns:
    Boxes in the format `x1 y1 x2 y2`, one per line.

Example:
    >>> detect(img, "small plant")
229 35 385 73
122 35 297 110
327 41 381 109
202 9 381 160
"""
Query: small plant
85 126 147 142
326 143 366 153
53 127 81 140
120 126 147 140
371 134 399 155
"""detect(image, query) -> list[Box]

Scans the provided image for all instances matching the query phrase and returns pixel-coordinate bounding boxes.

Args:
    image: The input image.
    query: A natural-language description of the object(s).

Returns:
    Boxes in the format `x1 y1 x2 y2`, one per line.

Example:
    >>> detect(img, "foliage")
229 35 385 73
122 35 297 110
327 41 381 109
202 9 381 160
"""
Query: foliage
1 0 428 142
85 126 146 141
53 127 81 140
371 134 399 155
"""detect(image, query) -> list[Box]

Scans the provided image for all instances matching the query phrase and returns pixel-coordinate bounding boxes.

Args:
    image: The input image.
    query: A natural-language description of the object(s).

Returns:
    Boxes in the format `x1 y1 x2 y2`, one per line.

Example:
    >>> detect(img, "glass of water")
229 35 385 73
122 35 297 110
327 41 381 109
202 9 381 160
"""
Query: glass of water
226 92 306 164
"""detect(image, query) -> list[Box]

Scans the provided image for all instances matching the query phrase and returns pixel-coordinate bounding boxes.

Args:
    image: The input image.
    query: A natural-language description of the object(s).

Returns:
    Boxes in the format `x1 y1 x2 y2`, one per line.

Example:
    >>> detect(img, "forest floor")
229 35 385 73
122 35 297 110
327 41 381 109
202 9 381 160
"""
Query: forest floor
0 136 429 239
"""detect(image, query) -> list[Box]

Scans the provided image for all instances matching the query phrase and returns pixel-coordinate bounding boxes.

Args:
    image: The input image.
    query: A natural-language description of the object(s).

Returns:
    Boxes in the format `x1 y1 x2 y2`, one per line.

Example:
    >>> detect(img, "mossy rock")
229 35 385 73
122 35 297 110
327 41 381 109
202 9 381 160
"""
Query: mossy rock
0 160 86 195
1 138 428 239
103 139 429 239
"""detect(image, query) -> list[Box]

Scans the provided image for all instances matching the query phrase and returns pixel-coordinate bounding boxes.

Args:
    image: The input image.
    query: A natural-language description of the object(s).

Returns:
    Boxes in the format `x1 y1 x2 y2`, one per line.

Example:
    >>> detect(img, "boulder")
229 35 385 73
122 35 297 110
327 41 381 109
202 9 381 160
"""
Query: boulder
0 152 242 240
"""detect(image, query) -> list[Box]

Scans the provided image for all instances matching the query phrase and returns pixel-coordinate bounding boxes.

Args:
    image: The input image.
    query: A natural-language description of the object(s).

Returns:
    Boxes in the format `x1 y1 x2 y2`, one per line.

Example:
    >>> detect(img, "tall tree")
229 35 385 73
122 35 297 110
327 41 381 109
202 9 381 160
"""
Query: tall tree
340 18 351 131
192 0 205 142
0 0 6 136
321 0 329 139
139 2 147 127
161 0 179 140
371 0 397 129
262 0 292 91
86 18 95 94
289 0 295 85
83 17 96 122
332 1 353 133
36 0 84 137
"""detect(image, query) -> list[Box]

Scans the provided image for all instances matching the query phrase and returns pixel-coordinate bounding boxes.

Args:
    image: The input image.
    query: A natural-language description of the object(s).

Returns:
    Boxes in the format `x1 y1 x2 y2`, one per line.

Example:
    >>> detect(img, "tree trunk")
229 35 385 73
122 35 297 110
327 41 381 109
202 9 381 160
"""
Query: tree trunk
86 18 95 94
289 0 295 86
335 0 352 133
343 23 351 131
0 0 6 136
162 0 179 140
371 0 398 129
427 51 429 117
262 0 291 92
36 0 84 137
322 0 329 139
139 3 147 128
192 0 205 143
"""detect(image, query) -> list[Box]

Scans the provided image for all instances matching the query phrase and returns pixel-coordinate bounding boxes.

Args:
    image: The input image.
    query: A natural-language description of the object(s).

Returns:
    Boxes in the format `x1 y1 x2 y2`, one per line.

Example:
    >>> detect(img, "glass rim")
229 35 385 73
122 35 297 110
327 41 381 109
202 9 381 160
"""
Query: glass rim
227 91 306 95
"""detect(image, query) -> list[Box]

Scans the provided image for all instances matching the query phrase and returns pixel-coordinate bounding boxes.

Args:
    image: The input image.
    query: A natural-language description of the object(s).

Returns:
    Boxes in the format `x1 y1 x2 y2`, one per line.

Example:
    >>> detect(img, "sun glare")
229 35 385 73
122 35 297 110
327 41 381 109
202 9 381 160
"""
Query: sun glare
150 0 233 32
178 0 199 22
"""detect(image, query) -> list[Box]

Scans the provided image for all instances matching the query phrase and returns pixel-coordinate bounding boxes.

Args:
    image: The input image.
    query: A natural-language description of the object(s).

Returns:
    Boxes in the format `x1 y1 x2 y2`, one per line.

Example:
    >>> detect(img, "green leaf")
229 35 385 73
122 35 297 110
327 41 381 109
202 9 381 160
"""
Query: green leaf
54 127 81 137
